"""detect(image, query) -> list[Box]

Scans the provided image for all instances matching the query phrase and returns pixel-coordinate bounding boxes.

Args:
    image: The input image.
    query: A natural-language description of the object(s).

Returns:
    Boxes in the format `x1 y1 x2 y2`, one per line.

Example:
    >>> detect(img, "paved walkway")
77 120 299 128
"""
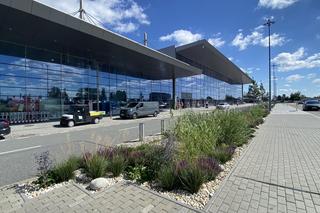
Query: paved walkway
0 182 200 213
206 104 320 213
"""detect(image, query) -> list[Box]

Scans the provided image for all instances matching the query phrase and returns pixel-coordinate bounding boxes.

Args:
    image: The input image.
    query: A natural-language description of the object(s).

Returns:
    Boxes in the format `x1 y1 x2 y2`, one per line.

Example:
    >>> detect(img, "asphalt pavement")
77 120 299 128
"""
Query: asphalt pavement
0 116 172 186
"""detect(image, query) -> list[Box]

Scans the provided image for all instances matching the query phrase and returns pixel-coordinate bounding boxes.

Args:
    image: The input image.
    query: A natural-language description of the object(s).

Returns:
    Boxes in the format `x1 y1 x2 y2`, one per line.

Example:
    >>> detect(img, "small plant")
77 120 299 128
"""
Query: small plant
34 151 55 188
178 163 205 194
109 155 126 177
157 164 177 191
51 156 80 183
211 145 236 164
197 157 222 181
126 165 147 182
83 154 107 179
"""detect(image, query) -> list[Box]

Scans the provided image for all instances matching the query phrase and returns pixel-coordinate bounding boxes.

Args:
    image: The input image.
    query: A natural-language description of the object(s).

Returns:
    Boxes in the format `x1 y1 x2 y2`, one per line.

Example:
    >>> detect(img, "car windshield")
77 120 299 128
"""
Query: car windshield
69 106 87 113
306 100 319 104
126 103 138 108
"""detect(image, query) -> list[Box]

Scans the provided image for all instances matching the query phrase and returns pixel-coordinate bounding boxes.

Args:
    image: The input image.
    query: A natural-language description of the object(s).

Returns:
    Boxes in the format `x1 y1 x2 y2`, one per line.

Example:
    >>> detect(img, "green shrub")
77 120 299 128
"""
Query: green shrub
34 172 56 188
178 163 205 194
126 144 165 182
126 165 147 182
210 144 236 164
245 105 268 128
174 111 219 159
83 154 107 179
157 164 177 191
52 156 79 183
109 155 126 177
215 110 250 147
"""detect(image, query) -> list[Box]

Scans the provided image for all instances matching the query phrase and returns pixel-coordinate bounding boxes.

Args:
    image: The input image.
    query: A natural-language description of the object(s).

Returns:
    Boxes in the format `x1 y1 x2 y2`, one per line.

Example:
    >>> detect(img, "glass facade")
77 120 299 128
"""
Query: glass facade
0 40 241 121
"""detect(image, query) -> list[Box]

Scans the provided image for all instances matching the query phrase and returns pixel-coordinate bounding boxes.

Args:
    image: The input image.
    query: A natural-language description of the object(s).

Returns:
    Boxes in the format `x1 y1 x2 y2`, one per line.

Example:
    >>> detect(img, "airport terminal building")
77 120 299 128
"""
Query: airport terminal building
0 0 252 122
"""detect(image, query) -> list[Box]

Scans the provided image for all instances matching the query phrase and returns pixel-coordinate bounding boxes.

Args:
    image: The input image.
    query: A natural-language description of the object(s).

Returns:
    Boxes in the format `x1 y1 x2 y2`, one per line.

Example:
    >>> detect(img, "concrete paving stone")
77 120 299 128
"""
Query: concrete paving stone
205 104 320 213
277 204 286 213
287 202 297 211
306 207 317 213
314 205 320 213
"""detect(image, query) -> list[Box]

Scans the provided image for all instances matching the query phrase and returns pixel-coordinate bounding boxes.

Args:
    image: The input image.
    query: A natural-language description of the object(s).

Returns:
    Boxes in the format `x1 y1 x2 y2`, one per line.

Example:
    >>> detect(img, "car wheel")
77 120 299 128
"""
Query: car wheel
68 120 75 127
153 111 158 117
132 113 138 119
93 117 100 124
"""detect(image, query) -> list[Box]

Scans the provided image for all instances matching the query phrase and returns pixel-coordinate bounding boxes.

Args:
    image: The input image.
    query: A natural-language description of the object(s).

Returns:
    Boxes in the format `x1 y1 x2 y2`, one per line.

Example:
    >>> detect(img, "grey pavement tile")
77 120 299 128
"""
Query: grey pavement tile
205 104 320 213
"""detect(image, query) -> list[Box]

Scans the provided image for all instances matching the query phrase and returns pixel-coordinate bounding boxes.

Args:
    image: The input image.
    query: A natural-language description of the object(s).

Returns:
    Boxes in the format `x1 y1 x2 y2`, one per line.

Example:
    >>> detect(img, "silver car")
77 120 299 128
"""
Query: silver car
216 103 230 110
303 100 320 111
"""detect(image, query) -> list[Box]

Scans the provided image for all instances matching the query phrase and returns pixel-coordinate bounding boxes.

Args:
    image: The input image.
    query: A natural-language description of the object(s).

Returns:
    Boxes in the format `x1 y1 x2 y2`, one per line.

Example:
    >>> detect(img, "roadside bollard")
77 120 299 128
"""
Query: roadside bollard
139 123 144 141
161 119 165 135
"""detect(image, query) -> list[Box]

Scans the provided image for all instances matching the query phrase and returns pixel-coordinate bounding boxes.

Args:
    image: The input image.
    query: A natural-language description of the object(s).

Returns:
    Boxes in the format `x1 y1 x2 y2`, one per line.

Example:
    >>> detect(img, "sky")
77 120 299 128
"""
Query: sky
36 0 320 97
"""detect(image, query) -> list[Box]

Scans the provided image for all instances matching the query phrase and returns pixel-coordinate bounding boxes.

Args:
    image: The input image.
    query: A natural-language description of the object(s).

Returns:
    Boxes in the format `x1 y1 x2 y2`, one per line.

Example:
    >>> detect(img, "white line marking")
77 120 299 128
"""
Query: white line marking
119 126 138 131
0 145 42 156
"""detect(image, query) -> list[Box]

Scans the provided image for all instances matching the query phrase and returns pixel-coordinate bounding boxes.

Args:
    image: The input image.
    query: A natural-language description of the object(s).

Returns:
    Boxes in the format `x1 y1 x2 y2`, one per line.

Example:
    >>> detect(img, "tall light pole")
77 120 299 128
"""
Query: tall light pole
264 18 275 112
272 64 278 101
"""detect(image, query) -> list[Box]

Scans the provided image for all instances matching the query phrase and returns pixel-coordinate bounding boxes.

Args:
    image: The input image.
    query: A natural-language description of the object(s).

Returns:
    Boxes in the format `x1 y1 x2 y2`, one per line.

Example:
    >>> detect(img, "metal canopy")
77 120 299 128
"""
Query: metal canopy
176 40 253 84
0 0 201 80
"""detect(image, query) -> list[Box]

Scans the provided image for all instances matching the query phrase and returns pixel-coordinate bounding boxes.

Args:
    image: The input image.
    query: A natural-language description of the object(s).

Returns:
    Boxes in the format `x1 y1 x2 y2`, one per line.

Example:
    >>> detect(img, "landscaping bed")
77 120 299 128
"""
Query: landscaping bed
21 105 268 209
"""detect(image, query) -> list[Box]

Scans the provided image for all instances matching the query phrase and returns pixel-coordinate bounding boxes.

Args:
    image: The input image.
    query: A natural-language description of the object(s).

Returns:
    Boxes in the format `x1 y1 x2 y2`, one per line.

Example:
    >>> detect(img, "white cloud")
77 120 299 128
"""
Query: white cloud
258 0 299 9
307 73 317 79
259 33 287 47
231 26 286 50
272 48 320 71
316 34 320 40
286 74 304 82
36 0 150 33
208 35 225 48
159 30 203 46
284 84 291 87
228 57 234 61
317 16 320 21
313 79 320 84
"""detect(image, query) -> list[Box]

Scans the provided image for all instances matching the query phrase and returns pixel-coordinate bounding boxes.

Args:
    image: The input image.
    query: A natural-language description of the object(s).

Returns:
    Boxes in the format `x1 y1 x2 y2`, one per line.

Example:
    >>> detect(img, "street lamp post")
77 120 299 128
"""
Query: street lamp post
264 18 275 112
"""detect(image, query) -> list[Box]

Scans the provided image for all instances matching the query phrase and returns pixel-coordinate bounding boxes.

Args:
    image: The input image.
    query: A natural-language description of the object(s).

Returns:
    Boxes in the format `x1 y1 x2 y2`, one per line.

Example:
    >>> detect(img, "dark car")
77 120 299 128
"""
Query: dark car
0 119 11 138
303 100 320 111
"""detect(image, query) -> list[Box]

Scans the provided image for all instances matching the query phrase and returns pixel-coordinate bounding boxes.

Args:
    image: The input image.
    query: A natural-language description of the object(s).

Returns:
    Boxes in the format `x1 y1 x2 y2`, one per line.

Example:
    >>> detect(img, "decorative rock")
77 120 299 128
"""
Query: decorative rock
89 178 110 190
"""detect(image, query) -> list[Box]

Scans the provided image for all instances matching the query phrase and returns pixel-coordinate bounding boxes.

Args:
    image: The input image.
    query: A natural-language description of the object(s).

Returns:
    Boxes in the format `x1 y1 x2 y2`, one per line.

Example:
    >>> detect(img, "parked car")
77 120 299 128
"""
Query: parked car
216 102 230 110
60 105 105 127
0 119 11 138
303 100 320 111
120 102 159 119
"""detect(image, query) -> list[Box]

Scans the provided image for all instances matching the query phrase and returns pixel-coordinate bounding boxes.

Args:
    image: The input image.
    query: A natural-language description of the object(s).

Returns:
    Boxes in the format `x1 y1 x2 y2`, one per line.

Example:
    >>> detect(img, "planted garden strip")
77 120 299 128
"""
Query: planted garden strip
23 104 268 209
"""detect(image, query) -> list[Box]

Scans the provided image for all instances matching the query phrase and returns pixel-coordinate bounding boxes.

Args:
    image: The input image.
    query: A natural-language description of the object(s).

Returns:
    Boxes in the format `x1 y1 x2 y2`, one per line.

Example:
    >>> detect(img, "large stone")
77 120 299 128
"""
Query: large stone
89 178 110 190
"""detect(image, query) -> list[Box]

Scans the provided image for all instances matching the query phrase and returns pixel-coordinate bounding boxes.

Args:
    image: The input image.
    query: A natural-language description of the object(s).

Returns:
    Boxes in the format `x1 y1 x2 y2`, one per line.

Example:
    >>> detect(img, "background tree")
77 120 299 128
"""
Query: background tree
289 91 306 101
246 80 261 100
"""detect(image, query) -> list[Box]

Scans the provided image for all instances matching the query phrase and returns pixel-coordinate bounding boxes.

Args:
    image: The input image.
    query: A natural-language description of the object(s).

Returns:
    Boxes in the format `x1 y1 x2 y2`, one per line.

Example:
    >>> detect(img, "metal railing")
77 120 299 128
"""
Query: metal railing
0 112 50 124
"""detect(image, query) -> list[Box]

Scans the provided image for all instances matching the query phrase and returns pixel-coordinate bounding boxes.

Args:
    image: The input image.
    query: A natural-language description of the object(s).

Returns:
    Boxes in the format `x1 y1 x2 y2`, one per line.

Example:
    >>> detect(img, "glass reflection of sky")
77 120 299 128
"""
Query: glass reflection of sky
0 41 241 116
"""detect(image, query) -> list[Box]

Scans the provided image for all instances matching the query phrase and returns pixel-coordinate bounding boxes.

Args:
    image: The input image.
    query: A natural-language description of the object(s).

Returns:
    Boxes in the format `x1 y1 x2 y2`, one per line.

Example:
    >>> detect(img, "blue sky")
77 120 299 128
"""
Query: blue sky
38 0 320 97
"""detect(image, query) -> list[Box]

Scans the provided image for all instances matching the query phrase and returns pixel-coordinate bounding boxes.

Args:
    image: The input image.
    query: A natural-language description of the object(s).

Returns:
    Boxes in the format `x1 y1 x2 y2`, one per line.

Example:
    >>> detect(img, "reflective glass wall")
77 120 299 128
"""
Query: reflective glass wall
0 40 241 121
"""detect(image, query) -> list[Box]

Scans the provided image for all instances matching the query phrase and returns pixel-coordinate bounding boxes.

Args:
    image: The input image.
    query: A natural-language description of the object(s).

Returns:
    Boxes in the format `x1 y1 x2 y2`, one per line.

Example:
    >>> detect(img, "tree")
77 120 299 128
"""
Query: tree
247 80 261 100
48 87 62 98
259 83 266 100
289 91 306 101
100 88 107 101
